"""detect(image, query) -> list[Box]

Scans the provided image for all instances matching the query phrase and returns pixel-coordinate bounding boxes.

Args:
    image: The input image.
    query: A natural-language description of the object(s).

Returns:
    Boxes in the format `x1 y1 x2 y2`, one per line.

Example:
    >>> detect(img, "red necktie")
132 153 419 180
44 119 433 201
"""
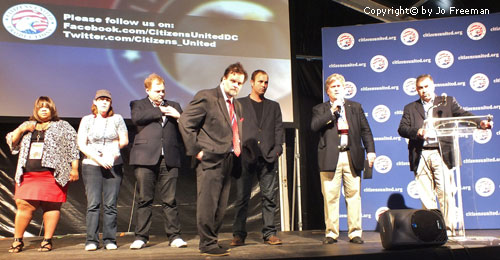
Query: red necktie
227 99 241 157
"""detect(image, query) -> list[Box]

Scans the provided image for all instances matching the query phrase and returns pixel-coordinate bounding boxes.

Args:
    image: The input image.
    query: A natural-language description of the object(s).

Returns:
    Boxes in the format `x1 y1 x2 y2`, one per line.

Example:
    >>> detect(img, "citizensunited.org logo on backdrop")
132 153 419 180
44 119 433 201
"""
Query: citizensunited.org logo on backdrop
370 55 388 72
374 155 392 174
407 180 420 199
435 50 454 69
473 129 492 144
403 78 417 96
344 81 357 99
475 177 495 197
467 22 486 40
372 104 390 123
337 33 355 50
375 207 389 221
401 28 419 46
470 73 489 92
2 4 57 40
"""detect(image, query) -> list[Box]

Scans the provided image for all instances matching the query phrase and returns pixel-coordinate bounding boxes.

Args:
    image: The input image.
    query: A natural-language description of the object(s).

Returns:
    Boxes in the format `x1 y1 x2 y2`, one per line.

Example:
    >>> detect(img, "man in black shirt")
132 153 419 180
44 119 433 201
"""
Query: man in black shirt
231 70 284 246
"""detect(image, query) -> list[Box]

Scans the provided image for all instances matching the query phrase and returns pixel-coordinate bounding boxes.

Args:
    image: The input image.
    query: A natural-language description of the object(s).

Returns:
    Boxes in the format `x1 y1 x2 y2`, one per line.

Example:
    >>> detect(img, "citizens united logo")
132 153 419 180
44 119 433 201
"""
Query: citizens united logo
2 4 57 40
407 180 420 199
469 73 489 92
473 129 492 144
344 81 357 99
372 104 390 123
403 78 417 96
435 50 454 69
400 28 419 46
475 177 495 197
374 155 392 174
467 22 486 41
337 33 355 50
370 55 388 73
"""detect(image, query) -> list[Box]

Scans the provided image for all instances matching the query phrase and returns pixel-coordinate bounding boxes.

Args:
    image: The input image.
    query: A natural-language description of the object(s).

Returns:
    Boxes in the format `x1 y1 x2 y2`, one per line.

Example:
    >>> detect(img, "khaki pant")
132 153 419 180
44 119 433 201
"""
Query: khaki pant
415 149 457 232
320 151 362 240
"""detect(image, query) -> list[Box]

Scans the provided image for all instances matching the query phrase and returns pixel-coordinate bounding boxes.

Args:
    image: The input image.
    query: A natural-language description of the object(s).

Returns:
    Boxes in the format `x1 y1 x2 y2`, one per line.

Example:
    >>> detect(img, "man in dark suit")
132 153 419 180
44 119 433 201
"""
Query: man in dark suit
231 70 284 247
398 74 492 236
129 73 187 249
311 73 376 245
179 62 247 256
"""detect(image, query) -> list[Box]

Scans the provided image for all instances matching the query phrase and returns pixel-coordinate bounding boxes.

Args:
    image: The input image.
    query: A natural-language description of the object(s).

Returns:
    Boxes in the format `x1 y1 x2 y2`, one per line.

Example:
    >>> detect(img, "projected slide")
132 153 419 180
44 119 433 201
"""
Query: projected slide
0 0 293 121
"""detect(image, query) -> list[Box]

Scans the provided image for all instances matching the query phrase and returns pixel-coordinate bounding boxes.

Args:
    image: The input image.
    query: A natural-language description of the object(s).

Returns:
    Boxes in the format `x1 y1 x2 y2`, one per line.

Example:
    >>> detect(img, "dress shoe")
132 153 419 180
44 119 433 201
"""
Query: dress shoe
349 236 364 244
323 237 337 244
201 247 230 256
264 235 282 245
230 236 245 246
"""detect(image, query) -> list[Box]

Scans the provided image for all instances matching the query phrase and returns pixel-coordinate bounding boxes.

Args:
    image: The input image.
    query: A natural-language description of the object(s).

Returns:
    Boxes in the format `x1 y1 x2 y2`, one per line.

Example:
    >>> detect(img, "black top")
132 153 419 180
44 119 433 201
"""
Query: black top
24 130 53 172
250 98 264 126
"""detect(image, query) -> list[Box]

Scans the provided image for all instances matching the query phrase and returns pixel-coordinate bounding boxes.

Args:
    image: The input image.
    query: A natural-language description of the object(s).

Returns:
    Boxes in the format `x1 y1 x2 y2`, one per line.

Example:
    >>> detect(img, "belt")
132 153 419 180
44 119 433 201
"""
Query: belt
422 146 438 150
338 145 349 152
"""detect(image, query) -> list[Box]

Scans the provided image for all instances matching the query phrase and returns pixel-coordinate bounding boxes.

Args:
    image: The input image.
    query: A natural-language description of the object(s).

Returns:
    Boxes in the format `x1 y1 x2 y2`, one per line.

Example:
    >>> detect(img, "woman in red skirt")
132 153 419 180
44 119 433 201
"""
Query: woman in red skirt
6 96 80 253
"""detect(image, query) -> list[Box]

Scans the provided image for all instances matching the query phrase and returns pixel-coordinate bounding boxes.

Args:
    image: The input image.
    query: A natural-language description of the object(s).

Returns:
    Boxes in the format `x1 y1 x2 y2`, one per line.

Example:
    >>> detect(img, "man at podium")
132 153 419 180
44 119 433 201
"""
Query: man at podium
398 74 493 236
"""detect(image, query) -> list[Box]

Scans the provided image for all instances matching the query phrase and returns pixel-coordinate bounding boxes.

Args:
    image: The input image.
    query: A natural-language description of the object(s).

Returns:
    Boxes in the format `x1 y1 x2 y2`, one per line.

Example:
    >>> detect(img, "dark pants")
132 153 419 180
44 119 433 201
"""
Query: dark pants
133 157 181 242
233 158 278 240
197 153 236 252
82 164 123 246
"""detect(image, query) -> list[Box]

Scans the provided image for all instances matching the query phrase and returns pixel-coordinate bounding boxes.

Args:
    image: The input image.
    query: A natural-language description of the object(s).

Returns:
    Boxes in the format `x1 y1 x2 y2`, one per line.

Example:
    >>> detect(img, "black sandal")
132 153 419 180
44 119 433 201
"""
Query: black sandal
38 238 52 252
8 238 24 253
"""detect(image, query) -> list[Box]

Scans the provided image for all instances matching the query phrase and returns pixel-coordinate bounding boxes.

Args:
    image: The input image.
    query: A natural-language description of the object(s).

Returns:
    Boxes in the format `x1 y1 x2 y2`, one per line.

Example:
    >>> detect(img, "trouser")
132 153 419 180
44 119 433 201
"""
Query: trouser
197 153 235 252
233 158 278 240
133 157 181 242
82 164 123 246
320 151 362 240
415 149 456 232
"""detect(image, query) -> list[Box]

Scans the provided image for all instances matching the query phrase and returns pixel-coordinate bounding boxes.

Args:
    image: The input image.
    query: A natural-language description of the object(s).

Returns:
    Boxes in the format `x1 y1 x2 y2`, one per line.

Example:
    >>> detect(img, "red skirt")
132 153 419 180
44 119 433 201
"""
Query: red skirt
14 170 68 202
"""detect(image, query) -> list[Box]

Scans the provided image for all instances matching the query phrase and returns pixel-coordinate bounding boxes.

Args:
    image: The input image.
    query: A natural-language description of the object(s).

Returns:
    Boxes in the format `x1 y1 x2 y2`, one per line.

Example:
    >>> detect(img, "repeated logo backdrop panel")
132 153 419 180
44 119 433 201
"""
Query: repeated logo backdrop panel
322 13 500 230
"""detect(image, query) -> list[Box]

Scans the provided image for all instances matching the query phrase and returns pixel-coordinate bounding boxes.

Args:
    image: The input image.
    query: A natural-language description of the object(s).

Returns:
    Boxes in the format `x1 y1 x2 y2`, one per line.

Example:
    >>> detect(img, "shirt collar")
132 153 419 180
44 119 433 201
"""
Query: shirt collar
220 83 233 103
149 97 164 107
420 93 436 106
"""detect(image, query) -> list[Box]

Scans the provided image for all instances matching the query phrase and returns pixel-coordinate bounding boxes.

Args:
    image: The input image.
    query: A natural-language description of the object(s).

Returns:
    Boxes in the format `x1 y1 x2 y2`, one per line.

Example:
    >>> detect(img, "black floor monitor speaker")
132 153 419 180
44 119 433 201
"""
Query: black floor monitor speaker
379 209 448 249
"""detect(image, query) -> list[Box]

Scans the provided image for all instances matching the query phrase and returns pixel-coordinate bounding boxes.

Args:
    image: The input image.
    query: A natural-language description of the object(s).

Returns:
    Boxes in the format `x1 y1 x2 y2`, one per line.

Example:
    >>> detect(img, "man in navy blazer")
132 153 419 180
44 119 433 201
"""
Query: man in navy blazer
129 73 187 249
231 70 284 246
179 62 247 256
398 74 493 235
311 73 375 245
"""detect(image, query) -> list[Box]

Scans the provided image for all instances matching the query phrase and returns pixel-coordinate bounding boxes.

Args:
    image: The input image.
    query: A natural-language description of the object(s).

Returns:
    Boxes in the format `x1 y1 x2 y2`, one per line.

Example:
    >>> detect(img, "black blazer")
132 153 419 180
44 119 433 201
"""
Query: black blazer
398 95 476 173
129 97 184 168
237 96 284 164
179 87 243 170
311 100 375 176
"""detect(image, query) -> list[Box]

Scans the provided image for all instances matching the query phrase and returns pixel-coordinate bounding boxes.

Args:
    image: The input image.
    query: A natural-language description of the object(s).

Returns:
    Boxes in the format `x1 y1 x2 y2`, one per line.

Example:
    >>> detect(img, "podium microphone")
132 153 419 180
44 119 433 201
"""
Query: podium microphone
441 93 447 106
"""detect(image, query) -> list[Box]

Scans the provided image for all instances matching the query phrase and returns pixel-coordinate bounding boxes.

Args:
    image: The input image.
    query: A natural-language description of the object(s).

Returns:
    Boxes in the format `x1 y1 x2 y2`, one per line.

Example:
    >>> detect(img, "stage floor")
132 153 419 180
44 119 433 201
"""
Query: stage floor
1 230 499 260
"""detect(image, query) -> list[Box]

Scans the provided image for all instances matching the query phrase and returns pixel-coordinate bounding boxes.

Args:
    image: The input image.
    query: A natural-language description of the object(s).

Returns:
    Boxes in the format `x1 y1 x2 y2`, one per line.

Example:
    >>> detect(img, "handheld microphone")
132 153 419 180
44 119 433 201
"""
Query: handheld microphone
441 93 447 106
336 97 344 111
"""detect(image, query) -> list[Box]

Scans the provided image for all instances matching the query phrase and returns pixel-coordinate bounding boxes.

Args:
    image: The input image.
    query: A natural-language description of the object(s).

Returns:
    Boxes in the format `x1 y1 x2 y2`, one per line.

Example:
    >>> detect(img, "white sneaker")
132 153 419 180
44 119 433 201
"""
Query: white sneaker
105 243 118 250
130 240 146 249
170 238 187 248
85 244 98 251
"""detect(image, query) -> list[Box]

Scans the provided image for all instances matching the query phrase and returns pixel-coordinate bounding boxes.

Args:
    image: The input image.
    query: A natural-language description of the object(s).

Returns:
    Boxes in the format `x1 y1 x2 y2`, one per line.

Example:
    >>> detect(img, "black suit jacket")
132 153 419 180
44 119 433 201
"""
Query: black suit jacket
129 97 184 168
311 100 375 176
398 95 475 173
237 96 284 164
179 87 243 170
